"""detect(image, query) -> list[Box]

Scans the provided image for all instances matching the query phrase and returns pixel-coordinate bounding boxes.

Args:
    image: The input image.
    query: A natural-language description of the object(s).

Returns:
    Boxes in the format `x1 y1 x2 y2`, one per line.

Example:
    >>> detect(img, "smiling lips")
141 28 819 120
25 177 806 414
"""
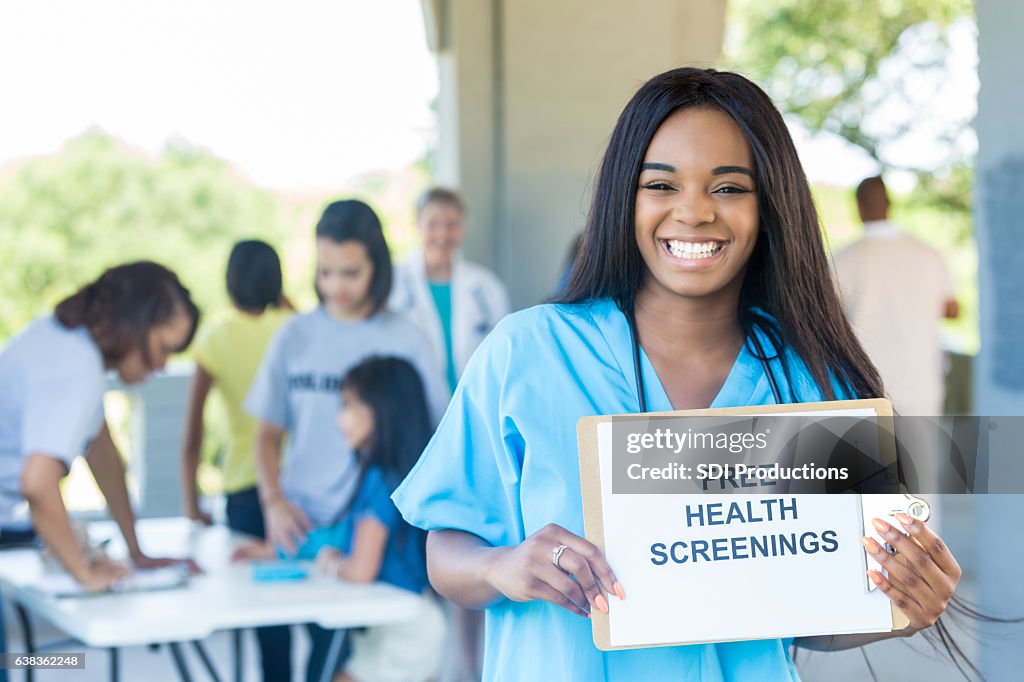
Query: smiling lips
663 238 726 261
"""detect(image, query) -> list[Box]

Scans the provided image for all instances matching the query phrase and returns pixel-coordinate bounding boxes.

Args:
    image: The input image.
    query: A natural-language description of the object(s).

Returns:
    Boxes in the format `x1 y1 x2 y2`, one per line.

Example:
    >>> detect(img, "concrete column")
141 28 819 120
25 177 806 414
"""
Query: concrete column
424 0 727 307
974 0 1024 678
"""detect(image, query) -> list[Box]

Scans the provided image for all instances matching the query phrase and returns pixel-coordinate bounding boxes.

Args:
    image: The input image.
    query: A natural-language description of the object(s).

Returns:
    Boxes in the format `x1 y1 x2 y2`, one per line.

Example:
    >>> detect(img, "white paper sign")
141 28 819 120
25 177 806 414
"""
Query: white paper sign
596 421 893 647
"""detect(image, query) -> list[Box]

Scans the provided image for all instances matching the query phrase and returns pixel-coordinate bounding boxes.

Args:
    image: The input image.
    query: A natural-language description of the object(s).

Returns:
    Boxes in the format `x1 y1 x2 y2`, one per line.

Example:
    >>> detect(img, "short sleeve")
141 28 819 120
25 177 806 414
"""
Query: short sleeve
352 468 399 529
190 320 219 376
244 323 290 428
22 369 104 465
392 323 524 548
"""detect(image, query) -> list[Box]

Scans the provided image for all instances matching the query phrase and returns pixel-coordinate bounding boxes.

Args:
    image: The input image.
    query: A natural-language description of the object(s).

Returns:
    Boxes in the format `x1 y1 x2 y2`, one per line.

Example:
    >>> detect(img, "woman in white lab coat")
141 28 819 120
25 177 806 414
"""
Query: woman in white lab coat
390 187 510 392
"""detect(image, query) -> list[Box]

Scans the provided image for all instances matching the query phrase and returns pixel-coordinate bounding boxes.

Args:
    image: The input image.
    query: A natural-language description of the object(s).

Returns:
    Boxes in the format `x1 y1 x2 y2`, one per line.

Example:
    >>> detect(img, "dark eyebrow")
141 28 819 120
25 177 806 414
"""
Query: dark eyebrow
640 162 754 178
640 162 675 172
712 165 754 177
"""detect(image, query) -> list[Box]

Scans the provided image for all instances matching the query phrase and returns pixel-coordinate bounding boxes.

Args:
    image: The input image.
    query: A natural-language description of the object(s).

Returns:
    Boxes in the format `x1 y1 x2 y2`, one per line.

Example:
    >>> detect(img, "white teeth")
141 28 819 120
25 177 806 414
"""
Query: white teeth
666 239 722 259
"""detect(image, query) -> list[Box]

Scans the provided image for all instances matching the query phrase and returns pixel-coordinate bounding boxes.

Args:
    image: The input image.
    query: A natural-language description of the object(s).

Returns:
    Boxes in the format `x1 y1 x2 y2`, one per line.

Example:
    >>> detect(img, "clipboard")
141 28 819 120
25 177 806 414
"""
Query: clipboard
576 398 917 651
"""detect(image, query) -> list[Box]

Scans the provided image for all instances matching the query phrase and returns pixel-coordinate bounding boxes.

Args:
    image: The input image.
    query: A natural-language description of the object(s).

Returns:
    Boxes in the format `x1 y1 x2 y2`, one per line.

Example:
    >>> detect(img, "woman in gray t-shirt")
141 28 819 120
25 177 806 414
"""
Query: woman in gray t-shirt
0 261 200 672
245 199 449 682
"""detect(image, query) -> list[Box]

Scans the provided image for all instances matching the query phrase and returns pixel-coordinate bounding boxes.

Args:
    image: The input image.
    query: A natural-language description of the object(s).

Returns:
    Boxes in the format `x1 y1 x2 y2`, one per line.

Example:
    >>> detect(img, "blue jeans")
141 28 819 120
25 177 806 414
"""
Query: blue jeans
226 487 292 682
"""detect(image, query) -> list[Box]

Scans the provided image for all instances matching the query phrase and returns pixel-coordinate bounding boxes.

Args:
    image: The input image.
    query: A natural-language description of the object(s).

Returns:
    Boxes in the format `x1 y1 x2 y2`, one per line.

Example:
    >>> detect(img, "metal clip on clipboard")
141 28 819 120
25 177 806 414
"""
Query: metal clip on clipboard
859 493 931 591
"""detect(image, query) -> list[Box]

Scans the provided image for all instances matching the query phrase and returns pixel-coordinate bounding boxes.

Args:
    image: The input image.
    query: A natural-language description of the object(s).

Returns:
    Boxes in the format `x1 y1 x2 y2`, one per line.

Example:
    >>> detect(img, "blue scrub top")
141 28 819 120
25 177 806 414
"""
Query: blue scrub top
394 298 846 682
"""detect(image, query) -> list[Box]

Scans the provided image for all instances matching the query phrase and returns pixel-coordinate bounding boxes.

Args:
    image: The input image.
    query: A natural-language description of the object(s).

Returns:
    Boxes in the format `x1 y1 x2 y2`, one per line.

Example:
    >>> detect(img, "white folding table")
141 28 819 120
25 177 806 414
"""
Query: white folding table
0 517 422 682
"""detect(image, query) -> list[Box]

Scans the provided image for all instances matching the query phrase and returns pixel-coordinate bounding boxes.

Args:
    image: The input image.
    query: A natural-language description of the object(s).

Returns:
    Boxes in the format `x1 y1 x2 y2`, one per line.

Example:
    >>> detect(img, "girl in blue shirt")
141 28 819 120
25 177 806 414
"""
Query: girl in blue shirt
392 68 966 681
236 356 445 682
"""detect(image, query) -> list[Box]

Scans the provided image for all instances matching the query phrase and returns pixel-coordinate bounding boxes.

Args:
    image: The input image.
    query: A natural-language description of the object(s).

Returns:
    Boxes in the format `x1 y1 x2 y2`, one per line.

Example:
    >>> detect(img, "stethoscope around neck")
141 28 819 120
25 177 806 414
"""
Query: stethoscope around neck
624 304 784 412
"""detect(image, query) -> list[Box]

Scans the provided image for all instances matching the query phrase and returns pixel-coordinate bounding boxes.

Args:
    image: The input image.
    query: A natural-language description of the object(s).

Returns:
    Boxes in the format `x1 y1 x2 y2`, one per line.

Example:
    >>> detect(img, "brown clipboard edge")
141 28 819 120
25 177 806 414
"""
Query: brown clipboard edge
576 397 909 652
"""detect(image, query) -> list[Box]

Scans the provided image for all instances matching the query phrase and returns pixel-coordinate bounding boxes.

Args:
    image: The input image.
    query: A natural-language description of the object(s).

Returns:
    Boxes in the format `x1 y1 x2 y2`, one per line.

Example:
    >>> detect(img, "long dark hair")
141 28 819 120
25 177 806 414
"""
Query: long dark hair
335 356 432 542
315 199 392 314
341 356 432 485
226 239 288 312
556 66 881 402
55 261 199 366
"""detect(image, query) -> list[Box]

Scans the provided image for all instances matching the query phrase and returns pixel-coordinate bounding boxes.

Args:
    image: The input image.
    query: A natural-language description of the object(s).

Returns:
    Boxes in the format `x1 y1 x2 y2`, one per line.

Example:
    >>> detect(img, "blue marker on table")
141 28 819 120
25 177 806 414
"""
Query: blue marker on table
251 561 309 582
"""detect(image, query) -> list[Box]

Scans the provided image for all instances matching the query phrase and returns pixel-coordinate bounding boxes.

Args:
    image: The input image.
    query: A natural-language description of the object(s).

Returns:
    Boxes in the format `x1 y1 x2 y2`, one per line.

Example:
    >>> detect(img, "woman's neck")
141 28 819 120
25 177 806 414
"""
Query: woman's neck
632 284 743 358
324 301 373 322
424 255 453 282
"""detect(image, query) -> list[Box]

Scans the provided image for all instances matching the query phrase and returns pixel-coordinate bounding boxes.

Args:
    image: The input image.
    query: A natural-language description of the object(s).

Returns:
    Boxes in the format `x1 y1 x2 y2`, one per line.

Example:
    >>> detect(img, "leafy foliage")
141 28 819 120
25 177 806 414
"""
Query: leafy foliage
0 130 286 340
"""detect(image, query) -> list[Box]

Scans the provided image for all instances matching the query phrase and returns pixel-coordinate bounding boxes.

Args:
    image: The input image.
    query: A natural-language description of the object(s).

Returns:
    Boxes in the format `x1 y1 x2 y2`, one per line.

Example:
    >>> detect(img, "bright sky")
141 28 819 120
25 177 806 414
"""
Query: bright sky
0 0 438 190
0 3 977 193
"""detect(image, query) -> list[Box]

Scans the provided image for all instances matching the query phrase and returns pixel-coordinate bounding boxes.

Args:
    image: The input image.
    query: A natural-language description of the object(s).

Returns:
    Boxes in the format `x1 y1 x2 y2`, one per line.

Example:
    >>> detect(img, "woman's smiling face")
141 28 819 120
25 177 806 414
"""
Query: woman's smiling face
634 106 760 303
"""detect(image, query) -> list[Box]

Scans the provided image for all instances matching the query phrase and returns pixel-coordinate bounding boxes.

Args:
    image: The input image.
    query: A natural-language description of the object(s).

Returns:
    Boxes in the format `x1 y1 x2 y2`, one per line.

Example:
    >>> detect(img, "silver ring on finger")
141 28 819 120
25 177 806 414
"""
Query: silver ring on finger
552 543 569 570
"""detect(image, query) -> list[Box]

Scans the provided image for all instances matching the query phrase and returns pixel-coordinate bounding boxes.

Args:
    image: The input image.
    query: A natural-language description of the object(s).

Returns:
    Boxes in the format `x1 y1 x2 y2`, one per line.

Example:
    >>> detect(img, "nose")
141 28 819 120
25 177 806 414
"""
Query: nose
671 187 715 226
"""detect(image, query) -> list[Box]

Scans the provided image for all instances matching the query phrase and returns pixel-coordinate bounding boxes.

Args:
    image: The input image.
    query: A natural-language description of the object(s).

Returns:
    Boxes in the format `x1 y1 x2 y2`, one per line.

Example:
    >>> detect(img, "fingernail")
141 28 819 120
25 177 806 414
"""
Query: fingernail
861 537 881 555
872 518 897 539
868 570 882 585
894 512 914 527
613 581 626 600
595 594 609 614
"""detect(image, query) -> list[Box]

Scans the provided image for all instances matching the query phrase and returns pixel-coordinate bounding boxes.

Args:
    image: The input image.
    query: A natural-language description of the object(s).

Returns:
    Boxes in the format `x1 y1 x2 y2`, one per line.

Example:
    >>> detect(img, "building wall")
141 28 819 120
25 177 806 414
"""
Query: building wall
974 0 1024 678
427 0 727 308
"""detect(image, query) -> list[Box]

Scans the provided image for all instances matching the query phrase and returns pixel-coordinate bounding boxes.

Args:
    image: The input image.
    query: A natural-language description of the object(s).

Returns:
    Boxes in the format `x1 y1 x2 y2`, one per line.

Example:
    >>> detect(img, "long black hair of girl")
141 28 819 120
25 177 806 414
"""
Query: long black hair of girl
336 356 433 550
556 66 1020 680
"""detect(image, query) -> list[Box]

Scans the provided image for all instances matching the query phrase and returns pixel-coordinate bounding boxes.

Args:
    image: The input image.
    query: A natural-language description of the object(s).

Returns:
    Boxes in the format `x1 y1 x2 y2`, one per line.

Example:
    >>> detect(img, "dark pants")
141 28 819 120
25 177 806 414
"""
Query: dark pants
1 528 38 682
0 584 7 682
226 488 348 682
226 487 292 682
304 624 350 682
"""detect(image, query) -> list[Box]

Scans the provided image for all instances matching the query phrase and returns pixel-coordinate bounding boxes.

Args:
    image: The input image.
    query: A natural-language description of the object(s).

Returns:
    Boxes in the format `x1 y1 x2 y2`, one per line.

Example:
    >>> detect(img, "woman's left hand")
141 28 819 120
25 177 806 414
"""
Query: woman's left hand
315 546 343 577
863 512 962 631
132 552 203 576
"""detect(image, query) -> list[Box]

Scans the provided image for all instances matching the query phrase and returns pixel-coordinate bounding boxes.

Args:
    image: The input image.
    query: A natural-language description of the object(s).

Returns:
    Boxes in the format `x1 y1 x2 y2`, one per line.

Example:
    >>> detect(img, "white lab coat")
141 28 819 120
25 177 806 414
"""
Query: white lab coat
390 251 510 379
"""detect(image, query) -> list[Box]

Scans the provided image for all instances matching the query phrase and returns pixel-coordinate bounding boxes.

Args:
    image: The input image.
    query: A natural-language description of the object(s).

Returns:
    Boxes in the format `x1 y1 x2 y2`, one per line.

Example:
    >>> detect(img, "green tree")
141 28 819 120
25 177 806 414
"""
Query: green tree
724 2 979 352
0 130 287 341
724 0 974 227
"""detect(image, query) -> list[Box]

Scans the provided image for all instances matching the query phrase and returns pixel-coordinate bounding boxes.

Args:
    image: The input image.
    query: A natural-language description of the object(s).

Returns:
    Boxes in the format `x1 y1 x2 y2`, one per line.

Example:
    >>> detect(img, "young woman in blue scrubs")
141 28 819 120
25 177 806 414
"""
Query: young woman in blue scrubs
392 68 965 681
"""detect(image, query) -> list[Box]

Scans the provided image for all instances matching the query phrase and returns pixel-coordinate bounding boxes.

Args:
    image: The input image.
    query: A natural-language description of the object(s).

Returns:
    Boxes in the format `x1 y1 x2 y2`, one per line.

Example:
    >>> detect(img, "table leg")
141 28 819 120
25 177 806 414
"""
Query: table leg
109 648 119 682
318 630 347 682
190 641 222 682
167 642 194 682
13 605 33 682
231 630 243 682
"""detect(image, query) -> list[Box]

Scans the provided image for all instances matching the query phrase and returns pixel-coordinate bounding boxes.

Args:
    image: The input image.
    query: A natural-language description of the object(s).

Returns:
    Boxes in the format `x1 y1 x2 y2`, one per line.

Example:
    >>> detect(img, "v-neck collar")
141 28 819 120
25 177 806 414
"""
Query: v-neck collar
587 298 772 412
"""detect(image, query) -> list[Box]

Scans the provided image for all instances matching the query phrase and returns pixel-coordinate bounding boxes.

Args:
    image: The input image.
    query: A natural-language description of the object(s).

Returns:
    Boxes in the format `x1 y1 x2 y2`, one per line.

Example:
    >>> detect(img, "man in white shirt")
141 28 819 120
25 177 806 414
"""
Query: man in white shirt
834 176 959 416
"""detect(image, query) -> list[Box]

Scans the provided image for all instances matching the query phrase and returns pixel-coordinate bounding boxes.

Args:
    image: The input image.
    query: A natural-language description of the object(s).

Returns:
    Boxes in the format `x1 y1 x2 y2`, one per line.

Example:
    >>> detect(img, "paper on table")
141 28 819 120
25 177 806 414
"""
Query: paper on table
28 565 190 598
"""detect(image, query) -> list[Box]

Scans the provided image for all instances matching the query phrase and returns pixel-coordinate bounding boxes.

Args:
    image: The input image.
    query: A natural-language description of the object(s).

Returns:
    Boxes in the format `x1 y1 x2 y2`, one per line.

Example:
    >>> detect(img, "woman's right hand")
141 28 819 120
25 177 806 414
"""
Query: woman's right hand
264 496 312 555
482 523 624 618
75 557 129 592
